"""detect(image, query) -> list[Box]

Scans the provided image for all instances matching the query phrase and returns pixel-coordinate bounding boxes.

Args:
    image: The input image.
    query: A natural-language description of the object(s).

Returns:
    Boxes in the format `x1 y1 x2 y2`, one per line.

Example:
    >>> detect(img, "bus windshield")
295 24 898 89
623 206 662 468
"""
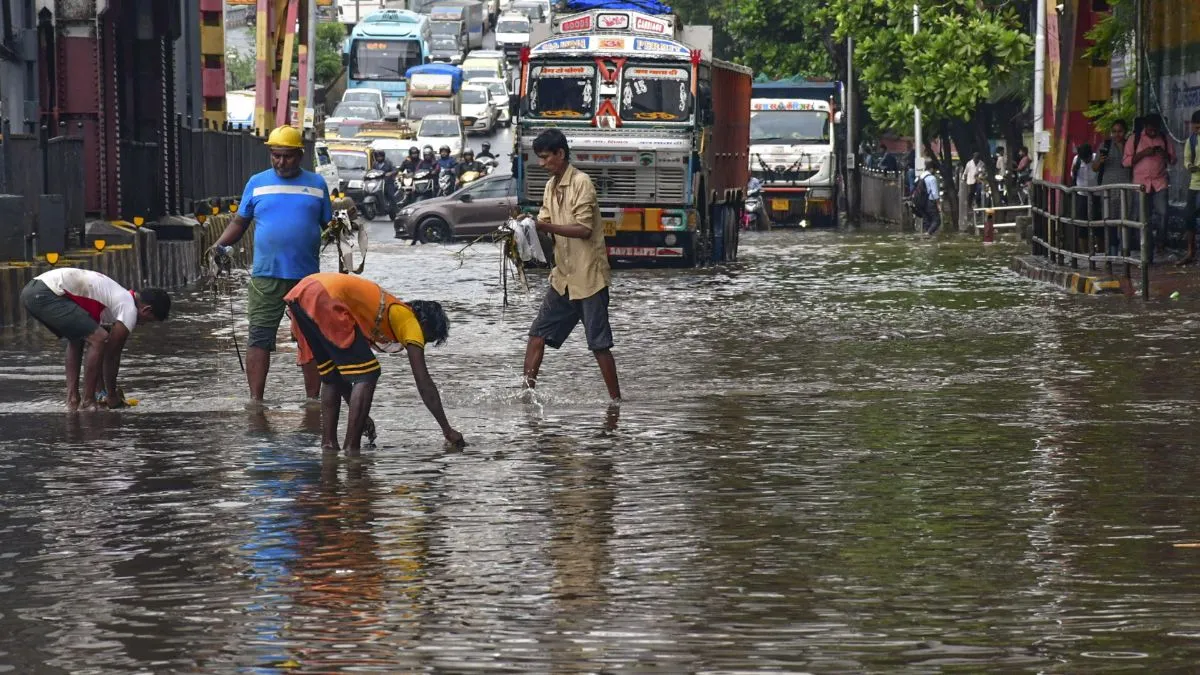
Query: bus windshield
750 110 830 144
527 64 594 119
620 65 690 122
352 39 422 81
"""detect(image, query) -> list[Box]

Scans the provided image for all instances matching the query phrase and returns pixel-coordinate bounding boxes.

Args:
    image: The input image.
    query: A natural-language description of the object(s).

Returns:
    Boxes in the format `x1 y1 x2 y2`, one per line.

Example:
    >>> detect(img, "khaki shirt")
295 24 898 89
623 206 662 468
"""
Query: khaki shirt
538 164 610 299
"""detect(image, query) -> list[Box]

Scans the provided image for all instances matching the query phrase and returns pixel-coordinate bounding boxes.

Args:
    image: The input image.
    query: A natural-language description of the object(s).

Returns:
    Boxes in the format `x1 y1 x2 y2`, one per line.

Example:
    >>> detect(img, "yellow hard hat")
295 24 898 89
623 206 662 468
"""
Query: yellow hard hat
265 125 304 149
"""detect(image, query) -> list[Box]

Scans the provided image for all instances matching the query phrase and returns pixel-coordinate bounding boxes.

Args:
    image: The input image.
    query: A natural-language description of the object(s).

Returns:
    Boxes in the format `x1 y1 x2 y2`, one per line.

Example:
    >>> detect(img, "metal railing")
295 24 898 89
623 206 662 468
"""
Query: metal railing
860 168 910 226
1030 180 1150 299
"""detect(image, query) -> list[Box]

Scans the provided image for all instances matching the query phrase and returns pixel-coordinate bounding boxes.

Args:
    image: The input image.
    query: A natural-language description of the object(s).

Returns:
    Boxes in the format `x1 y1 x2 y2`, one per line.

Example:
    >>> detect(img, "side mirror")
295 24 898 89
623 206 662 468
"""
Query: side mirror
459 193 473 202
834 110 844 124
341 53 348 67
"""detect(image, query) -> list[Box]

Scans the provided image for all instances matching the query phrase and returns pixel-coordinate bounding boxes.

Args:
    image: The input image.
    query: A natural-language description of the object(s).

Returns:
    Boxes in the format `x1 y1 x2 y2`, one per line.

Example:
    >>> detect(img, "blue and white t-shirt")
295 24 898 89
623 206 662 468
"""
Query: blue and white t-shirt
237 169 332 279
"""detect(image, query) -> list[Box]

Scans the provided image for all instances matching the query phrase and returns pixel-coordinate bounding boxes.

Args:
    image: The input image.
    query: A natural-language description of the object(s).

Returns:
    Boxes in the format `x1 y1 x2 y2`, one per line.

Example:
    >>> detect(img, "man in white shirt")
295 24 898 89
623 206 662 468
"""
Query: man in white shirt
20 268 171 410
965 152 984 207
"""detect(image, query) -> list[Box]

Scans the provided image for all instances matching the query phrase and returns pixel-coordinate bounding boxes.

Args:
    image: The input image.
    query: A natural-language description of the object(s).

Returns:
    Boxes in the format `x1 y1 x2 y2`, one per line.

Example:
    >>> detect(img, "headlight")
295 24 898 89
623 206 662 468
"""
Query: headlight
398 206 414 217
659 214 684 229
348 180 363 189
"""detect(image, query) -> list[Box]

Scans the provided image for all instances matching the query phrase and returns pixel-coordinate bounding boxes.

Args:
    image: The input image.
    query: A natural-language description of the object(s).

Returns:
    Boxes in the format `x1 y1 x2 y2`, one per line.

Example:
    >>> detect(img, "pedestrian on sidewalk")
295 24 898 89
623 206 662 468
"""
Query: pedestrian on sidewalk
965 152 984 208
521 129 622 403
912 161 941 235
20 268 170 410
211 125 332 406
1123 113 1176 261
1181 110 1200 265
1093 119 1132 256
284 272 464 455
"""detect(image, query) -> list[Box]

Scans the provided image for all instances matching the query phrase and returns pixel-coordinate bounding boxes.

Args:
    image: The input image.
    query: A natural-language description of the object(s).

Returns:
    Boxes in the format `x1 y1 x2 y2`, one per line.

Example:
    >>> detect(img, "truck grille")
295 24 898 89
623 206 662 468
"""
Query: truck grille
525 166 686 205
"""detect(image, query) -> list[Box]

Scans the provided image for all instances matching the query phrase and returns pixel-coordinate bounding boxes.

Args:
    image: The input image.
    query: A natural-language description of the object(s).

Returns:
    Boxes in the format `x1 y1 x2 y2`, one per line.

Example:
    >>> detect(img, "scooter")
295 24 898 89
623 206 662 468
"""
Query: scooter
438 170 456 197
401 168 436 206
360 169 397 221
743 177 770 231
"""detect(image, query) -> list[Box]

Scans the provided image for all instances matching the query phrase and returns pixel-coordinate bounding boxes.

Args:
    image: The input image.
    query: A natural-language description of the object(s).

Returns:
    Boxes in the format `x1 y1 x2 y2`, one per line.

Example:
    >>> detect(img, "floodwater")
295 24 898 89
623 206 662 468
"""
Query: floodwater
5 226 1200 672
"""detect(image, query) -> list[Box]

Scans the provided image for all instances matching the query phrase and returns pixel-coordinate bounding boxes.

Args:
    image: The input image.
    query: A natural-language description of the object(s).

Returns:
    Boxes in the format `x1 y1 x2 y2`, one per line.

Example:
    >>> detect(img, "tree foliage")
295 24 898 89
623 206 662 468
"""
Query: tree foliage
715 0 835 79
314 22 346 86
828 0 1031 134
226 50 255 91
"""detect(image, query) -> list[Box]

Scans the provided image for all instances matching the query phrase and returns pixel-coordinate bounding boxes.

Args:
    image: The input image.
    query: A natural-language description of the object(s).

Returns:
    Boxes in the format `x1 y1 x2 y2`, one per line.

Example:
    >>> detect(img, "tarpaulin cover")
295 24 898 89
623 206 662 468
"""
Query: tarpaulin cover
405 63 463 91
559 0 673 15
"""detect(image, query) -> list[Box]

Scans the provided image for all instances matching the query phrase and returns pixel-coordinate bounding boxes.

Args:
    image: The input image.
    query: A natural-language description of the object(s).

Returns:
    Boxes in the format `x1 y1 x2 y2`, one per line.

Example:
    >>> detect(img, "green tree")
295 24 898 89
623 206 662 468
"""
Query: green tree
828 0 1032 226
226 50 256 91
313 22 346 86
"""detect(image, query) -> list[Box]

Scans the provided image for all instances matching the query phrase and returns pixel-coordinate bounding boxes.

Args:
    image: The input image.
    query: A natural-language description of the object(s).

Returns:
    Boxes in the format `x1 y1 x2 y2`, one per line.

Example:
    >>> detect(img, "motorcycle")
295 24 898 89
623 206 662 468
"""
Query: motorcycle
401 168 436 206
742 177 770 231
360 169 397 221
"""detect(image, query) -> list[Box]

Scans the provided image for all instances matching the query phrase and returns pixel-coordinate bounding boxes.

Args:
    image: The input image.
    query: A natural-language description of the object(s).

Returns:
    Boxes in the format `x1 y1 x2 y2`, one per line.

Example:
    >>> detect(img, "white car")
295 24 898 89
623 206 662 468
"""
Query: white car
494 12 530 54
341 87 384 110
415 114 467 157
461 83 498 134
470 76 511 127
313 141 343 194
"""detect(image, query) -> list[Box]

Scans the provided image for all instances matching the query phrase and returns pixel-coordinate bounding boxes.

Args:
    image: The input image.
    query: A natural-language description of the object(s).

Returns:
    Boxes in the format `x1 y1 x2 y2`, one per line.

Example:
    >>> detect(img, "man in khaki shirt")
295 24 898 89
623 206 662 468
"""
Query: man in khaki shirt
522 129 622 402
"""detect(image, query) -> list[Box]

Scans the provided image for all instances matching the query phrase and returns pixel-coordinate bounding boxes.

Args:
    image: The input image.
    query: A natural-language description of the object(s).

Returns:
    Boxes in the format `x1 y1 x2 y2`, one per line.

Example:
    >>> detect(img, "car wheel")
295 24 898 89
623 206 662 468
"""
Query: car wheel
419 216 452 244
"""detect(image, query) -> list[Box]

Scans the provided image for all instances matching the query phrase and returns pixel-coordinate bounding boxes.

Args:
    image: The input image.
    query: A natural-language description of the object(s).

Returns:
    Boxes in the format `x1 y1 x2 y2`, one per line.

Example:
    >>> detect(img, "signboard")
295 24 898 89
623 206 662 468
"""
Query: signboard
633 14 670 35
750 98 830 112
597 37 626 49
607 246 684 257
597 13 629 29
533 36 589 52
559 14 593 33
534 65 593 77
630 37 689 55
627 66 688 80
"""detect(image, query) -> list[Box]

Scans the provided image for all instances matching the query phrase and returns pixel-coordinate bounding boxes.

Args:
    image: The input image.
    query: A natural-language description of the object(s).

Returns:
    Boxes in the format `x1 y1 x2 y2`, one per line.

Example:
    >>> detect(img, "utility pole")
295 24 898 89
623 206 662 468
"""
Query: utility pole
846 36 859 226
1033 0 1045 177
912 3 923 173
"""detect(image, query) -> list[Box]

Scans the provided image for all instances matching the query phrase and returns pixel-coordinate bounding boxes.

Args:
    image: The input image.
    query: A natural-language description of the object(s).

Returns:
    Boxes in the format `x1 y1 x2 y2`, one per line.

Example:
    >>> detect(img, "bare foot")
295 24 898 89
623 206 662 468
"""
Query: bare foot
67 395 81 411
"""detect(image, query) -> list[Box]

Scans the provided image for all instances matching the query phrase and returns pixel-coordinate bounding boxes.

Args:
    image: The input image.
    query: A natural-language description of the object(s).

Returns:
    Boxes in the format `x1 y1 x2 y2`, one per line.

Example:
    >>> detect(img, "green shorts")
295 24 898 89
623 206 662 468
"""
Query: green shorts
247 276 300 351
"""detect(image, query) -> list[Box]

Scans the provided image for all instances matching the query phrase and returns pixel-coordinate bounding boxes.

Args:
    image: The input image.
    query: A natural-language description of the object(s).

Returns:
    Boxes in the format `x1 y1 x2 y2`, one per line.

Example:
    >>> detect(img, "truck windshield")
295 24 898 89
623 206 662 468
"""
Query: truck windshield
750 110 830 144
407 99 455 120
420 119 459 136
497 18 529 33
431 22 460 36
352 40 422 81
527 64 594 119
432 36 459 51
620 65 690 122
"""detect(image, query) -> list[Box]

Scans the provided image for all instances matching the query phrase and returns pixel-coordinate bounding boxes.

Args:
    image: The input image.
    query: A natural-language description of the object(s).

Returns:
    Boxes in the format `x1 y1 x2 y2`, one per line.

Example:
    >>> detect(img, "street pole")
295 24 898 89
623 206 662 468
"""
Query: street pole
846 36 859 226
912 4 923 173
1033 0 1045 178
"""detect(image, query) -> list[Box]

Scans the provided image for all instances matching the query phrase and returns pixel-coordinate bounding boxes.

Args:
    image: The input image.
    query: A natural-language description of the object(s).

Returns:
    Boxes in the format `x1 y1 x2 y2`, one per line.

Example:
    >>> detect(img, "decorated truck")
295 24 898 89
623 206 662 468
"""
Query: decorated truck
514 0 752 266
749 79 844 227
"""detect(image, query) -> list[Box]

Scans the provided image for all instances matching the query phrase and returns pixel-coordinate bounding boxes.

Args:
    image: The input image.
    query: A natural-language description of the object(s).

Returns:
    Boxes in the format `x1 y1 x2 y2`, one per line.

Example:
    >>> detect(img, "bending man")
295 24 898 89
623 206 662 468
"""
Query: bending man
21 267 171 410
284 272 465 454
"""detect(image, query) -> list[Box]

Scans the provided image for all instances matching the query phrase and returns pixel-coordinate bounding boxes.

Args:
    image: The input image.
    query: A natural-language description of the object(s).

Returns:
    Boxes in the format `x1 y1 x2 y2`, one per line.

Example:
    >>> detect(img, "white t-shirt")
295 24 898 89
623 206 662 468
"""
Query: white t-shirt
965 160 981 185
35 268 139 330
1073 154 1099 187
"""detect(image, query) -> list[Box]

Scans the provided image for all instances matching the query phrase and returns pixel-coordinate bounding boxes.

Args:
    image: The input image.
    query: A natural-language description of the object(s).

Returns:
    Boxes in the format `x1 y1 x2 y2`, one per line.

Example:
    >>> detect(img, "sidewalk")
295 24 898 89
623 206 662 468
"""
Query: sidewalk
1012 254 1200 299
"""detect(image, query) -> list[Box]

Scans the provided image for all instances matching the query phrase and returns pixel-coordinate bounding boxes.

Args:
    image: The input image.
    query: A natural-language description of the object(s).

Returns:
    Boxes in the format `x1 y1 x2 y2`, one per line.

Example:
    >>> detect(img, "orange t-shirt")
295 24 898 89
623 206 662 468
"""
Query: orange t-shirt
285 274 425 364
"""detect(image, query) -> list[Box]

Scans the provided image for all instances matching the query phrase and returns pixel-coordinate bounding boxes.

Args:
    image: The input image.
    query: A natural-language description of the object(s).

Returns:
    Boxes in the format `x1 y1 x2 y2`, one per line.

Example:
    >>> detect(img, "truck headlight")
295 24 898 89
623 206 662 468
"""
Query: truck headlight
660 214 684 229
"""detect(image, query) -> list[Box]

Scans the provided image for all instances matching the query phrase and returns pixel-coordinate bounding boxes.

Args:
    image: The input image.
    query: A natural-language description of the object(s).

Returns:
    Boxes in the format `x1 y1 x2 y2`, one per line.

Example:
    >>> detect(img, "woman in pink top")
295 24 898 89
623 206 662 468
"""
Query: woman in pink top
1123 114 1177 258
20 268 171 410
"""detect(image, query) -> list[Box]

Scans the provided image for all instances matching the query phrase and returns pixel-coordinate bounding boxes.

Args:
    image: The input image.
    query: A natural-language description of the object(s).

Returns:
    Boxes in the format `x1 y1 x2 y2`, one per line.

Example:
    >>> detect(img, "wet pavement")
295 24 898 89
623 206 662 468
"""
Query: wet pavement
5 228 1200 671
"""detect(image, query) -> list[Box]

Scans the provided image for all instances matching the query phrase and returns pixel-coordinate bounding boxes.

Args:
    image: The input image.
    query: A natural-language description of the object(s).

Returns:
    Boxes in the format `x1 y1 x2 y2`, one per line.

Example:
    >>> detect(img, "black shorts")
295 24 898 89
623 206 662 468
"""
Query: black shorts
1187 189 1200 233
21 279 100 341
287 301 382 385
528 286 613 351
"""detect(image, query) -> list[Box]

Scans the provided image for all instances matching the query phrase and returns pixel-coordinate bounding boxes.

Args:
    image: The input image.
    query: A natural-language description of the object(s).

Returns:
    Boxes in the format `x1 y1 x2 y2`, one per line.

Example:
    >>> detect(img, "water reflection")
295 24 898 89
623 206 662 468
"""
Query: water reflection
7 228 1200 670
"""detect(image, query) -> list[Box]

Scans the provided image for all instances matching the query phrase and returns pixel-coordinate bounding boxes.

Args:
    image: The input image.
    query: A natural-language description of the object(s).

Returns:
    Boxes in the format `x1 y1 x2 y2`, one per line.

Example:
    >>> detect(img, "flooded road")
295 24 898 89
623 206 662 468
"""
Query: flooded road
5 227 1200 671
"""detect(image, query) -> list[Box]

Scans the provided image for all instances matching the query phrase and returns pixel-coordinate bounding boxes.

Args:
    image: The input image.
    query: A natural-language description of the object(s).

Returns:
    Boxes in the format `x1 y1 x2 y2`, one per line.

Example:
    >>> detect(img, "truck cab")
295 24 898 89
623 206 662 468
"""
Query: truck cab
403 63 464 123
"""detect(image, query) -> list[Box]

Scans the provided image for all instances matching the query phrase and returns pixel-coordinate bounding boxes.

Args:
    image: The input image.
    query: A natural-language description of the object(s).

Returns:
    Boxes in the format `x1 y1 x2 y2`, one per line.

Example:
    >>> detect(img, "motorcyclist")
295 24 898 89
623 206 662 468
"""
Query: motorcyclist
398 146 422 174
476 142 496 161
436 146 457 174
455 149 486 189
371 152 398 212
417 145 439 173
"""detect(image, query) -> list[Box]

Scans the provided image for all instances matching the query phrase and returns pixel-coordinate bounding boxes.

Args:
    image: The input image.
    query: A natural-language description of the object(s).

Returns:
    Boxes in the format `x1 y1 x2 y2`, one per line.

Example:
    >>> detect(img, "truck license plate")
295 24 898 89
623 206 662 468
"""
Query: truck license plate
771 198 790 212
603 221 617 236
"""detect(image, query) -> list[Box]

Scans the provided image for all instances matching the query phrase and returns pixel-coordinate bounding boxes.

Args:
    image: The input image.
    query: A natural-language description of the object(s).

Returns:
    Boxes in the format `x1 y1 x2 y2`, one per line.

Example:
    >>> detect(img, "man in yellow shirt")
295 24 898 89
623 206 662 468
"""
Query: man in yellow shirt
522 129 622 402
284 273 465 454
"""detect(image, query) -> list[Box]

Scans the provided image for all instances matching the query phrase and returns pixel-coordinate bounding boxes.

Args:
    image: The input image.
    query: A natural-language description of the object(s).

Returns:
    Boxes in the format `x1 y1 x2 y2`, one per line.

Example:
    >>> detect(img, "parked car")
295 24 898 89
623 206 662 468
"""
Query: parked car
394 174 516 242
414 114 467 157
460 83 498 134
469 76 511 127
325 101 384 139
313 141 344 195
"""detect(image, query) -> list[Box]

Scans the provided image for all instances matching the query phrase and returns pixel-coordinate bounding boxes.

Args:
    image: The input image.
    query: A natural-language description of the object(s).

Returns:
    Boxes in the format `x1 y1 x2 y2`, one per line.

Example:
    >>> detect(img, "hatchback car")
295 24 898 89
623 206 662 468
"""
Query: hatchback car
461 83 498 134
394 174 516 242
415 114 466 157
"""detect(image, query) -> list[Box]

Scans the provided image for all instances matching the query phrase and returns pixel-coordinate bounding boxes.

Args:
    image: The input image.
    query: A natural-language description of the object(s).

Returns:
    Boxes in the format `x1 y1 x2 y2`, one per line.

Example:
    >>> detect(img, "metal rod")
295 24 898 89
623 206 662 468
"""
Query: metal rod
912 4 923 173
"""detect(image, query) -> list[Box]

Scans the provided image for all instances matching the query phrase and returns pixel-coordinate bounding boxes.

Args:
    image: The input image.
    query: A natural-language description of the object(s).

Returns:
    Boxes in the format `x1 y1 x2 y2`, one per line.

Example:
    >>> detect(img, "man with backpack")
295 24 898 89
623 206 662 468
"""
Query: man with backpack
1181 110 1200 265
911 162 941 235
1123 113 1176 261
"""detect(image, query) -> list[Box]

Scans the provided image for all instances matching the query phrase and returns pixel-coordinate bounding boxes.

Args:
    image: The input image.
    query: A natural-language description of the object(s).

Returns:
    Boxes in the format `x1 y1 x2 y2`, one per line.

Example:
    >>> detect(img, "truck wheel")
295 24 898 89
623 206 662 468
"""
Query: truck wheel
419 217 452 244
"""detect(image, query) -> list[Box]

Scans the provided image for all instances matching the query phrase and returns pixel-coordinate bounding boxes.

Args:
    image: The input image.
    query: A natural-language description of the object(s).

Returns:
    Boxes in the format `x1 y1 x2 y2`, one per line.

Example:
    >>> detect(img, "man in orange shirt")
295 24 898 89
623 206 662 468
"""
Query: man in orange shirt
284 273 465 455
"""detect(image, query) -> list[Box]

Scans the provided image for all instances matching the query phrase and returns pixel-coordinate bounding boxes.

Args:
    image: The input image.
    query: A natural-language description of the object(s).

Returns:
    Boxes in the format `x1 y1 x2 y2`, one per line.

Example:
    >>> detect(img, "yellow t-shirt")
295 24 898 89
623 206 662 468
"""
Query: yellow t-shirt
388 303 425 349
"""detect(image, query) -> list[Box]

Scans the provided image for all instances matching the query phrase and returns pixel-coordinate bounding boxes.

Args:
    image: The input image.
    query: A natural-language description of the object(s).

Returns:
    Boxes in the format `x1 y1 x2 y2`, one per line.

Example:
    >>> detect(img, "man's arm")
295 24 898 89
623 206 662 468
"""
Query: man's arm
406 345 465 446
101 321 131 407
213 215 251 248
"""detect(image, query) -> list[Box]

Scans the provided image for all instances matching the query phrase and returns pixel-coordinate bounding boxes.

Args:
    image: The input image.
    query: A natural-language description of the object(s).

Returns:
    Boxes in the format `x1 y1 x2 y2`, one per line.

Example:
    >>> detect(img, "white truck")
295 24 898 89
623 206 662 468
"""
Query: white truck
748 79 844 227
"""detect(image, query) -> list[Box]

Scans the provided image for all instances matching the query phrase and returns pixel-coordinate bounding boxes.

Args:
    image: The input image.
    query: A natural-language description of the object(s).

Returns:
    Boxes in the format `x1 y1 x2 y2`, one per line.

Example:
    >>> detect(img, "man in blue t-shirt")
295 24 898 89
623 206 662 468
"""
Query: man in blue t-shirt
211 125 332 405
